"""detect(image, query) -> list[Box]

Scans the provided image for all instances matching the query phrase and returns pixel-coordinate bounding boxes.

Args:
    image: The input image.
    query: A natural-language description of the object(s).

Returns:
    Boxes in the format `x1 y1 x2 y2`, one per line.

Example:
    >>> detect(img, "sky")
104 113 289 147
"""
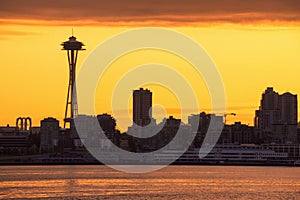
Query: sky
0 0 300 130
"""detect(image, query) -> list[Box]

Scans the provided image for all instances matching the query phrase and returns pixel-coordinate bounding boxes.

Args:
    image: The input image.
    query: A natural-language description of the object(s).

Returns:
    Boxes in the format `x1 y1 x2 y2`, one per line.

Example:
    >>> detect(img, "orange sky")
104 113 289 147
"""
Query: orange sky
0 1 300 129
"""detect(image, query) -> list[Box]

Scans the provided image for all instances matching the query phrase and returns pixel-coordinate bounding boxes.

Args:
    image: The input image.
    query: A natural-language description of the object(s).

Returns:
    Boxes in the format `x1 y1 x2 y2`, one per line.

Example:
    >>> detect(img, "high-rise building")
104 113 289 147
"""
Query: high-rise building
133 88 152 126
255 87 280 130
255 87 298 144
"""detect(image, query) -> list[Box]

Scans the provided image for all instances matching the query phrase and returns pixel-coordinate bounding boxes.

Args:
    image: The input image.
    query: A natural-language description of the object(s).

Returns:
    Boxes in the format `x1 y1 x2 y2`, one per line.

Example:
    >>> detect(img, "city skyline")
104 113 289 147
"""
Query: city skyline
1 85 299 165
1 1 300 127
2 86 298 131
1 2 300 199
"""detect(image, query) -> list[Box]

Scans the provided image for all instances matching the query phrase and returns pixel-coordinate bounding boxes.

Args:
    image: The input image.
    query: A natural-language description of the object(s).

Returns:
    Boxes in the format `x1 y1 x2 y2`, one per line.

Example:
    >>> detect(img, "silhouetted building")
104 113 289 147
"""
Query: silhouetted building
255 87 280 130
255 87 298 144
189 112 209 148
220 122 255 145
161 116 181 127
0 125 29 155
156 116 181 149
279 92 297 124
188 112 223 148
126 121 159 152
126 115 189 152
159 116 193 150
133 88 152 126
39 117 60 152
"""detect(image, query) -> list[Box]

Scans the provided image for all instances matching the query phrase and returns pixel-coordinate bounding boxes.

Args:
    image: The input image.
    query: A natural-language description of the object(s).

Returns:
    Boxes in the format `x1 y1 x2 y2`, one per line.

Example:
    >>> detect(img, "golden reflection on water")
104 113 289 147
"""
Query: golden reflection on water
0 165 299 199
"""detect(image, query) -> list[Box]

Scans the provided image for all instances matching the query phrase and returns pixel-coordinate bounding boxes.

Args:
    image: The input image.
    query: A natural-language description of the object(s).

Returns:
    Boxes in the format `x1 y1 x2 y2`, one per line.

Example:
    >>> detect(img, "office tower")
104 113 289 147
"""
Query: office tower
255 87 298 144
255 87 280 130
133 88 152 126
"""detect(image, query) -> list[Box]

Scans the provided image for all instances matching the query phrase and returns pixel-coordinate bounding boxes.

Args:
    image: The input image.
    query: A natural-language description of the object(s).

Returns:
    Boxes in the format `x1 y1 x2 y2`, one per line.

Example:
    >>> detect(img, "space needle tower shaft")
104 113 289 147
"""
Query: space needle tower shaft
61 35 85 128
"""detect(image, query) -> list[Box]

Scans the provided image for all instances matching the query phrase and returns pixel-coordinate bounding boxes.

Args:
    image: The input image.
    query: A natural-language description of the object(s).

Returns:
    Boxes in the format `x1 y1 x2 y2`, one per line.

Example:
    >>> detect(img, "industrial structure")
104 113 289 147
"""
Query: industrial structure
16 117 32 131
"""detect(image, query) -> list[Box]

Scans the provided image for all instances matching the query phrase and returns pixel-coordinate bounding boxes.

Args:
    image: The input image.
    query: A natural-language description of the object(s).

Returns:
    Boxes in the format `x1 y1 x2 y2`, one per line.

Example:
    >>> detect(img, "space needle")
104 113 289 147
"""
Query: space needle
61 35 85 128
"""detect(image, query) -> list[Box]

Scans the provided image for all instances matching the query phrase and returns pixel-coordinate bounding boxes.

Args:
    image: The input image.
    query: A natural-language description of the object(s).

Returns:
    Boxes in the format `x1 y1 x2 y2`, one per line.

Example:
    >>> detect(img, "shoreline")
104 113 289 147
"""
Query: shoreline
0 161 299 167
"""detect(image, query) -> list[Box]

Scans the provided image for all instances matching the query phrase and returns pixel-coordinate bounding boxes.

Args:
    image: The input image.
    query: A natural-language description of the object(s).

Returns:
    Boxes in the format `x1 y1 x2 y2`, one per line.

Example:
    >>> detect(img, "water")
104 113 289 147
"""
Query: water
0 165 299 199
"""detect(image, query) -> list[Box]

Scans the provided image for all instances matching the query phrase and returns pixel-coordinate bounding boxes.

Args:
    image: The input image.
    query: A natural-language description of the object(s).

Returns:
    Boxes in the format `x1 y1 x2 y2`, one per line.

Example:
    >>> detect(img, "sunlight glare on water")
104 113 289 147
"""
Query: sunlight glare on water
0 165 299 199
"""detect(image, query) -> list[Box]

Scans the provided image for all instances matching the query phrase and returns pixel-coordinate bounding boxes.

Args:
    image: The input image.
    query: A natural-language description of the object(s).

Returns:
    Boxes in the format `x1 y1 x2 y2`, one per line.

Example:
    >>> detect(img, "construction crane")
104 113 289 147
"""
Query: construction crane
224 113 236 125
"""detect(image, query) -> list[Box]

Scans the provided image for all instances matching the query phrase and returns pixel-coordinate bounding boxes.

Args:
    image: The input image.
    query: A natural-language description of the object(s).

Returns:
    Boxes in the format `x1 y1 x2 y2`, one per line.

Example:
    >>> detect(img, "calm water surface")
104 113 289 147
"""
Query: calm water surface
0 165 299 199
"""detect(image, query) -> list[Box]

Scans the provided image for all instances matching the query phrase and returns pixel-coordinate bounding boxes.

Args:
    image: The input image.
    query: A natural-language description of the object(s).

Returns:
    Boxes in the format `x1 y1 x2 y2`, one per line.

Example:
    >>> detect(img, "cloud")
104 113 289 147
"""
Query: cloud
0 29 39 40
0 0 300 26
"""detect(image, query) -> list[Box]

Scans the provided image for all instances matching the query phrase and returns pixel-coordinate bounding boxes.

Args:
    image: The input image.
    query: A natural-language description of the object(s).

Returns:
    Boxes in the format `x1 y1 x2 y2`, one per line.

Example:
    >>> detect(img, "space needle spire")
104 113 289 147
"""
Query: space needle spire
61 34 85 128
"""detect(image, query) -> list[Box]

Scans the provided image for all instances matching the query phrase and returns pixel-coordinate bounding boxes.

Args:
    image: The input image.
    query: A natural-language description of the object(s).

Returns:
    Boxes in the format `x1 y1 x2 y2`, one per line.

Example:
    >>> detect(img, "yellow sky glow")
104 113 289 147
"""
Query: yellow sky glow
0 23 300 129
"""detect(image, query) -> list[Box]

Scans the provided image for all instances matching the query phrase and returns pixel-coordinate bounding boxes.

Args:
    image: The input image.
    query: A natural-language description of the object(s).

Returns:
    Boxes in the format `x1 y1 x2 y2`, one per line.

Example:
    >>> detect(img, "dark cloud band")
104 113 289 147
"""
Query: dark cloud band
0 0 299 25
